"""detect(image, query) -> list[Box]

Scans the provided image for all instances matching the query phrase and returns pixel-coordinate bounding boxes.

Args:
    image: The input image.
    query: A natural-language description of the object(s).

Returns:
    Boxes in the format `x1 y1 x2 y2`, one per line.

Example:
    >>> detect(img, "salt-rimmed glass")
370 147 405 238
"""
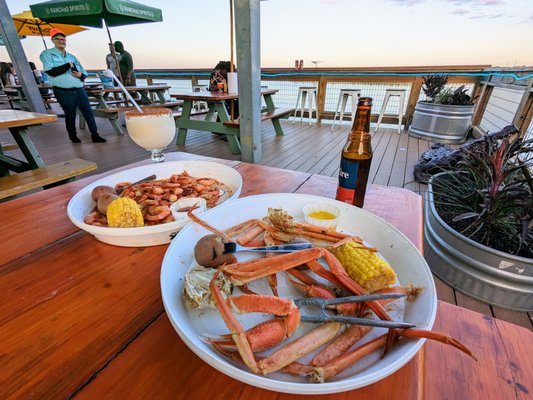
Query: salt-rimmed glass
125 108 176 163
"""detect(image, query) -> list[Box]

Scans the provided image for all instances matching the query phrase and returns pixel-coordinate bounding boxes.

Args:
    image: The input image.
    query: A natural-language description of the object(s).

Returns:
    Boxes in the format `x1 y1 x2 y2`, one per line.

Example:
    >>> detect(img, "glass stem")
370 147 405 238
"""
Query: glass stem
151 149 165 163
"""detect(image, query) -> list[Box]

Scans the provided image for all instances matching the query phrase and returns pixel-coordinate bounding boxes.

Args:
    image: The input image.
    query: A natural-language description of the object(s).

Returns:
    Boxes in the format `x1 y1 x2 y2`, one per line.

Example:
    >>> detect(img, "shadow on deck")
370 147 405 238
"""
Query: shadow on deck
1 108 531 330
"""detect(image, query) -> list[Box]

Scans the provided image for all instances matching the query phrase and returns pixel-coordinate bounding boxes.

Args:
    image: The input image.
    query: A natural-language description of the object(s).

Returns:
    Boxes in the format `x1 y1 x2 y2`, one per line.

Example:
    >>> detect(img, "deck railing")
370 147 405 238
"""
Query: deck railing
90 65 533 139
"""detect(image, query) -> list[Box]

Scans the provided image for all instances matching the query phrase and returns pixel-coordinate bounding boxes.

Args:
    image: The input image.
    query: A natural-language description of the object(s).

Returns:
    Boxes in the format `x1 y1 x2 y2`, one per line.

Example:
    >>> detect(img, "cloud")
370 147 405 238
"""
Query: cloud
478 0 504 5
388 0 425 6
447 0 474 4
447 0 503 5
450 8 470 14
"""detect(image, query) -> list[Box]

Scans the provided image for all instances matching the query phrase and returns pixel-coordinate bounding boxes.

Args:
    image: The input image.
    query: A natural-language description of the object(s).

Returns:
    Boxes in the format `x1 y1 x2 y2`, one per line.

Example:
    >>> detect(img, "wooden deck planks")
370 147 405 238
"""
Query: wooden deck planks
1 113 531 330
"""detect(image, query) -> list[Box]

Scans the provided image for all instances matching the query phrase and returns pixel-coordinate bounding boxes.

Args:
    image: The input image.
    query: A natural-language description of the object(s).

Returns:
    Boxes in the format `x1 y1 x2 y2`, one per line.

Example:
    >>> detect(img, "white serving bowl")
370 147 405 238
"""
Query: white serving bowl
161 193 437 394
67 161 242 247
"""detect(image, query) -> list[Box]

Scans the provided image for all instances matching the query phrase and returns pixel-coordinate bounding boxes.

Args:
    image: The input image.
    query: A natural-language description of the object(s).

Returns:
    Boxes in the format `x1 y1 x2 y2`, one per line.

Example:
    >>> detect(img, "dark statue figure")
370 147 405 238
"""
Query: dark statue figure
413 125 519 183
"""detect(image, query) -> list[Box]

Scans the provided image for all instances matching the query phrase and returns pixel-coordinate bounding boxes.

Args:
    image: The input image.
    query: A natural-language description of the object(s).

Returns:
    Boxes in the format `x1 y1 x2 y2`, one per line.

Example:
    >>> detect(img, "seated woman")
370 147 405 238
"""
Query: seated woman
29 61 52 96
209 61 239 118
0 62 17 86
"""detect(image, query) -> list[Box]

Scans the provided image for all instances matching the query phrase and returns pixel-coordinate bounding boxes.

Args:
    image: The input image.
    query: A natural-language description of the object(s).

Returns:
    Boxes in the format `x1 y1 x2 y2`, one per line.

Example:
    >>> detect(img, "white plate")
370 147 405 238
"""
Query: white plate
67 161 242 247
161 193 437 395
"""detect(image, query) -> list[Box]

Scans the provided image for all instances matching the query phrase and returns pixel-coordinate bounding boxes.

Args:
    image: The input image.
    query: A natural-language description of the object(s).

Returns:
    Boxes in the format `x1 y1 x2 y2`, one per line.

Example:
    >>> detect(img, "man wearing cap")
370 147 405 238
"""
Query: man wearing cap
40 28 106 143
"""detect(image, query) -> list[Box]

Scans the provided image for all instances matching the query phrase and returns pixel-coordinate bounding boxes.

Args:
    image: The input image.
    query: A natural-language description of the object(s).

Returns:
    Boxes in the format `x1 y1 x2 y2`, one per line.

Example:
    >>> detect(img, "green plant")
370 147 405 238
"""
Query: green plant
431 134 533 257
422 74 449 101
422 75 473 105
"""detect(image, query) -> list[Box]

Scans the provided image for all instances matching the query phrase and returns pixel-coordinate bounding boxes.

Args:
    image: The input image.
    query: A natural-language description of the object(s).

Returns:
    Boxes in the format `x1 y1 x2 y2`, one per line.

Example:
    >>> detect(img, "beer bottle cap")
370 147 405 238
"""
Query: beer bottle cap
358 97 373 106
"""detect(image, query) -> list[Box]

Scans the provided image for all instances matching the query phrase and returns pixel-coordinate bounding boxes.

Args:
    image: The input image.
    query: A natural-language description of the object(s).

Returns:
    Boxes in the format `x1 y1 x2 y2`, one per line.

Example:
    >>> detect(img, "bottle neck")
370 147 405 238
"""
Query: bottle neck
350 105 371 138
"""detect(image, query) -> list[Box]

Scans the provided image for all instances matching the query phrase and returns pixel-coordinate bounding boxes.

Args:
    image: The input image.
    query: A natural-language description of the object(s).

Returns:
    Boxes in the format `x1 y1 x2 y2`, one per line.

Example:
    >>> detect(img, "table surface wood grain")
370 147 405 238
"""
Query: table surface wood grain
171 89 278 101
85 85 171 93
0 152 531 399
0 109 58 129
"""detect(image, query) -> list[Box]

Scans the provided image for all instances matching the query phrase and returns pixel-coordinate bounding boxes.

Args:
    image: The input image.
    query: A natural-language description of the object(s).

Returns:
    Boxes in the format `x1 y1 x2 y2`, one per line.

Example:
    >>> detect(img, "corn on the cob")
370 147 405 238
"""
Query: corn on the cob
332 240 396 292
106 197 144 228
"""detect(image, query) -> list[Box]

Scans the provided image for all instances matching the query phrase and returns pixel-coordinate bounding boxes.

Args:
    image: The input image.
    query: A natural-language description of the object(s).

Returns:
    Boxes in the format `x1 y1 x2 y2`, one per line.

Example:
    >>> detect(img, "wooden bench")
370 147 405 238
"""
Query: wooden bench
83 102 184 136
223 107 294 136
89 100 126 107
1 142 19 151
96 101 183 114
0 158 96 200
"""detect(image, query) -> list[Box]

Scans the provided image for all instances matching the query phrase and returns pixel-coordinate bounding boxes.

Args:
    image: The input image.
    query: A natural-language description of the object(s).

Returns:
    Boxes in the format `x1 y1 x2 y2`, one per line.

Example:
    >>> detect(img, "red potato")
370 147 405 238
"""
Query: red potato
97 193 119 214
91 185 116 202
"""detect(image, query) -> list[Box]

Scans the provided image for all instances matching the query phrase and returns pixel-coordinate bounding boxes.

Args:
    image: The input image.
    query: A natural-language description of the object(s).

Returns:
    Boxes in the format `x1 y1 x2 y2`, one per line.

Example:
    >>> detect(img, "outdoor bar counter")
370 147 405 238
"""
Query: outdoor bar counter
1 152 531 399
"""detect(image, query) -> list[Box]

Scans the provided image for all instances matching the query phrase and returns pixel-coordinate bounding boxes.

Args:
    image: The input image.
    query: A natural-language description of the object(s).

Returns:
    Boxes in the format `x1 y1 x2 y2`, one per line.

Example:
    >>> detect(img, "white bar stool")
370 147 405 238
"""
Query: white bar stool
331 89 361 130
375 89 406 133
192 84 208 111
293 86 318 125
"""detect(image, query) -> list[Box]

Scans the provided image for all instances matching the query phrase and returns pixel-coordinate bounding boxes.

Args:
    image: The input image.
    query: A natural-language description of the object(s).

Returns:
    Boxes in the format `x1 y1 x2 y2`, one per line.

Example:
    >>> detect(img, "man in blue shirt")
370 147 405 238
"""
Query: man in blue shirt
40 28 106 143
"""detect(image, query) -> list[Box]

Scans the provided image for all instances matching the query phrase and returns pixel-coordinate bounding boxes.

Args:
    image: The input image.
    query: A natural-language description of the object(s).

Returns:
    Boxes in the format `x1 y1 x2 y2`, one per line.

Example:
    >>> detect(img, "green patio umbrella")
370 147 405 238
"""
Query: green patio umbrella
30 0 163 80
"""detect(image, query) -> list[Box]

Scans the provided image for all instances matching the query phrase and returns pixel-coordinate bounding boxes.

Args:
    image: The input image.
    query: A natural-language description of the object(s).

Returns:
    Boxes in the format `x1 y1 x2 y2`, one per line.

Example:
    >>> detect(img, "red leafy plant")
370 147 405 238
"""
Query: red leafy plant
431 133 533 257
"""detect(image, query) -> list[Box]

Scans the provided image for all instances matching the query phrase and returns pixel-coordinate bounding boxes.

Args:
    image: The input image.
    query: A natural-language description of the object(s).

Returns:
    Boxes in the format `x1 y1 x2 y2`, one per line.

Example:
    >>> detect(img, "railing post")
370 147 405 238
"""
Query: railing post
512 79 533 137
317 75 327 124
517 91 533 139
471 82 493 131
404 76 423 129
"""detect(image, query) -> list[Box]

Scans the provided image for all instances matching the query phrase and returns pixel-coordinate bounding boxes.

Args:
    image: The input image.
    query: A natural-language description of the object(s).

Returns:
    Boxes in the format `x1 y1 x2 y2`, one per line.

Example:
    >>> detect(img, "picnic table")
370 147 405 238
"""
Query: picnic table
0 152 531 399
0 109 57 174
4 84 55 110
171 89 294 155
84 85 182 136
0 109 95 199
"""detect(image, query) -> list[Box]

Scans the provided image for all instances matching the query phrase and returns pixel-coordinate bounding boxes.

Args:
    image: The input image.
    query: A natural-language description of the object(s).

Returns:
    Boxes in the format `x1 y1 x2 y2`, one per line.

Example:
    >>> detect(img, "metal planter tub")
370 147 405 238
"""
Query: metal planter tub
424 174 533 311
409 101 474 144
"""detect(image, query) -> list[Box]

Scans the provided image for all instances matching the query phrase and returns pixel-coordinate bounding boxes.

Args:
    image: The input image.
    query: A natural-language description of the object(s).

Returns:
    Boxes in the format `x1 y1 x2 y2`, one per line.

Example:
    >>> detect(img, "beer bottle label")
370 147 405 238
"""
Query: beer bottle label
336 158 360 203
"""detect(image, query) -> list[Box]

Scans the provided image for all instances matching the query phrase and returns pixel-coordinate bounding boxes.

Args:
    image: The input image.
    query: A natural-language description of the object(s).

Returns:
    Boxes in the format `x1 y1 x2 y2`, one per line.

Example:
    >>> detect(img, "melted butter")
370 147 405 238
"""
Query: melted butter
308 210 337 220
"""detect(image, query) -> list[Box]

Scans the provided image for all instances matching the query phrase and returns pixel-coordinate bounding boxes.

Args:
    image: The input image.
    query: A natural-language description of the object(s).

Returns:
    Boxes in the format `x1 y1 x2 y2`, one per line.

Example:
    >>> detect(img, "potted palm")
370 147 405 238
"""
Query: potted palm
424 130 533 311
409 75 475 144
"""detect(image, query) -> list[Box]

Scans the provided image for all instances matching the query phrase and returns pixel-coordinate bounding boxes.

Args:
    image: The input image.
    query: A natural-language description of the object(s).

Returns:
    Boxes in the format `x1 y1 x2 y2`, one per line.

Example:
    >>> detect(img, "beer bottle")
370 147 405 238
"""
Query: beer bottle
335 97 373 208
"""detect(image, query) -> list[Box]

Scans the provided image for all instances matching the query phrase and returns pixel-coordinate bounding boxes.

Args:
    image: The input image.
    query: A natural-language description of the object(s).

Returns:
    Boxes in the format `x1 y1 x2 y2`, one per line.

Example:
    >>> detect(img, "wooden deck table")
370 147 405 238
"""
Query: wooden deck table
0 109 57 176
171 89 292 155
84 85 181 136
1 152 531 399
85 84 173 107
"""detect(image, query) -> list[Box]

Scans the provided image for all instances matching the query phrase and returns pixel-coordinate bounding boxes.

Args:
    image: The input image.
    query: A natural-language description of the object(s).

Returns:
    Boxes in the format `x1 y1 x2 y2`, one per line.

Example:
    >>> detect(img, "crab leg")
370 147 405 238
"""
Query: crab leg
310 327 476 382
210 341 316 377
210 271 260 373
264 231 280 296
210 271 344 375
212 293 300 353
311 325 373 368
221 248 322 285
311 333 389 382
258 322 342 375
221 247 394 321
223 219 260 239
236 223 268 245
187 207 234 242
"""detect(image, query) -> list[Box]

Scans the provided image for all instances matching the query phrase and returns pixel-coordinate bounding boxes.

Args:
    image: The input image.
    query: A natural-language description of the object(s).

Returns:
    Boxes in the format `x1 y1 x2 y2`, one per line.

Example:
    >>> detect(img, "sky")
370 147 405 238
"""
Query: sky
1 0 532 70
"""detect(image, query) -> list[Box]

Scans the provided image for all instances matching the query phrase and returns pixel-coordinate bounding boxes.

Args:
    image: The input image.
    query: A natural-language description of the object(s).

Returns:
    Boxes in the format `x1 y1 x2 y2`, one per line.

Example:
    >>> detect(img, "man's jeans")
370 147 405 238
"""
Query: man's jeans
53 87 99 138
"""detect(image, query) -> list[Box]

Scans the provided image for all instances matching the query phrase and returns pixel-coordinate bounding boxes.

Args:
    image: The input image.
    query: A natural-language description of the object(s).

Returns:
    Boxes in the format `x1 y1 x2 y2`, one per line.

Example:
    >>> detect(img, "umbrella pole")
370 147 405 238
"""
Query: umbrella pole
37 24 47 49
229 0 235 120
230 0 234 73
104 19 124 83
